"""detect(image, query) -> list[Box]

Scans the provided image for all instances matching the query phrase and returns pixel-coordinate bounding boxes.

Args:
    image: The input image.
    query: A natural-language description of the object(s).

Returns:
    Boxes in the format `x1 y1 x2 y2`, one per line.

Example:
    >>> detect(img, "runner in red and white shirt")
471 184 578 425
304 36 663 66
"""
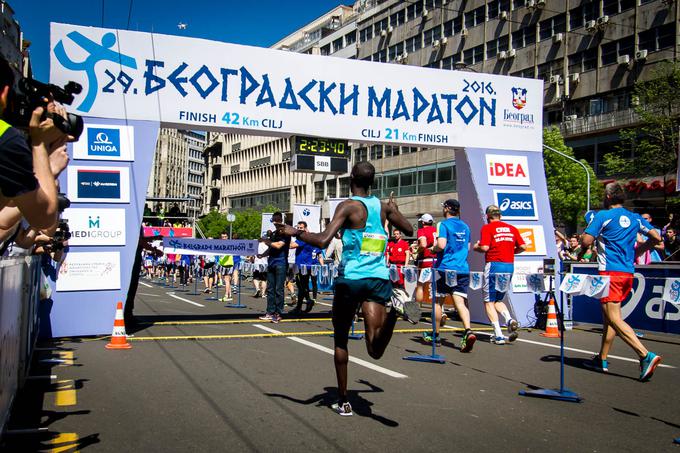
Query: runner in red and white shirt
386 229 410 287
416 213 437 304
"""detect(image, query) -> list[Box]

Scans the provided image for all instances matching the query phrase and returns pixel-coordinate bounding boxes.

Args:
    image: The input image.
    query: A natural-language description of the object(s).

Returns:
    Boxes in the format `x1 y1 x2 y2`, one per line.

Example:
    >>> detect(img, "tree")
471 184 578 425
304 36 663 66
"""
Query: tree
197 210 228 238
231 205 278 239
543 126 602 232
603 61 680 180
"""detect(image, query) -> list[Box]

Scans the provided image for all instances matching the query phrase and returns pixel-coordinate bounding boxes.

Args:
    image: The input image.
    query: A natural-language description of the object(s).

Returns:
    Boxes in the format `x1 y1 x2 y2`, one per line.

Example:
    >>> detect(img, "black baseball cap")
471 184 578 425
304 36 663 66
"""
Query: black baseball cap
442 199 460 211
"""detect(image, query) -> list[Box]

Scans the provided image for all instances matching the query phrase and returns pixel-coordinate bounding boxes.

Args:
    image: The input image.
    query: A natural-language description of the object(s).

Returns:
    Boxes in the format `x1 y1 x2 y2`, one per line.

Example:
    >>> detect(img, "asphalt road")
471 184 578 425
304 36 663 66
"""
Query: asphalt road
3 275 680 452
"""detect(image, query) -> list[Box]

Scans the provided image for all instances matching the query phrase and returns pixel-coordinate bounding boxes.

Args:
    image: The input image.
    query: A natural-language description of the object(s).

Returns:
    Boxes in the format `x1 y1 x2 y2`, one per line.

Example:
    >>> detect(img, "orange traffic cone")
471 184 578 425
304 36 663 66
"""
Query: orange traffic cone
106 302 132 349
540 297 561 338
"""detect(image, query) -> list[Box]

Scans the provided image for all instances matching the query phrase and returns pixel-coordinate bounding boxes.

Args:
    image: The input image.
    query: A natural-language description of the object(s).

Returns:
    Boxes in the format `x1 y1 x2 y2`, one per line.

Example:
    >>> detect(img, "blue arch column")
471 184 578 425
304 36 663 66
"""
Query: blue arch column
40 118 160 338
456 148 558 328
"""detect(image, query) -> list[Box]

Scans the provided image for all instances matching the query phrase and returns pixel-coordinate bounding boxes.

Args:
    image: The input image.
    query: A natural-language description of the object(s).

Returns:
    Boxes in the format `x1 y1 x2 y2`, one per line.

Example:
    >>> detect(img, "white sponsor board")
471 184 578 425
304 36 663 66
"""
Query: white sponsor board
66 165 131 203
513 224 547 256
485 154 531 186
72 124 135 161
63 208 126 246
293 204 321 233
512 260 549 293
50 23 542 152
56 251 121 292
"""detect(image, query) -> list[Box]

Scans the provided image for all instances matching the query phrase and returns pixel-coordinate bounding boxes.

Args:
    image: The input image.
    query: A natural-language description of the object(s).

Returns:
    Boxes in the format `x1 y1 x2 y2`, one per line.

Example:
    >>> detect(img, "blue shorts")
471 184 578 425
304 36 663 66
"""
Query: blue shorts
435 271 469 298
484 262 514 302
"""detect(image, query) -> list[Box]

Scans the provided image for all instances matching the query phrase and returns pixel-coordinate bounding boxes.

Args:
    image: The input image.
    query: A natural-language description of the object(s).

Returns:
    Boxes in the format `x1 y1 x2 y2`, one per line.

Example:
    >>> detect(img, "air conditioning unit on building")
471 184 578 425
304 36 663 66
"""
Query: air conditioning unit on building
460 27 468 37
536 0 546 7
387 26 393 33
585 20 598 32
432 39 441 48
553 33 563 43
635 49 648 61
565 114 578 121
617 54 631 65
507 48 516 58
549 74 562 84
422 9 430 18
569 72 580 83
380 29 387 37
597 15 610 26
397 52 408 63
499 51 507 60
440 37 448 45
500 11 509 20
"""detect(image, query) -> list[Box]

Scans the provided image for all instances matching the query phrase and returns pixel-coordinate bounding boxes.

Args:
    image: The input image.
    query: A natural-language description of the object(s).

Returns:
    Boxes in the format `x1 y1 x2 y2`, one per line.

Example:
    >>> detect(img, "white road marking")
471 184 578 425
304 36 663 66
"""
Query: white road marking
139 281 153 288
253 324 408 379
167 292 205 307
442 326 675 369
138 292 160 297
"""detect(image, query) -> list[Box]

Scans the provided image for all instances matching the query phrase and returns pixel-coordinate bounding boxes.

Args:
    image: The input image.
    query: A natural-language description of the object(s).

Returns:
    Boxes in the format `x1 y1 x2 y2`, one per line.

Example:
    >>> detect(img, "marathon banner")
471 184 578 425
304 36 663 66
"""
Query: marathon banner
261 213 274 237
162 238 257 256
143 227 193 238
559 273 610 298
50 23 542 152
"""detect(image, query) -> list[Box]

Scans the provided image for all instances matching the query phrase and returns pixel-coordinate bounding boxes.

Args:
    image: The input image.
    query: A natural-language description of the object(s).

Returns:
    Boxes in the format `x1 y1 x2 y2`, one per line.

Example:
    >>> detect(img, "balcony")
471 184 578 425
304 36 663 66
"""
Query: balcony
558 108 641 139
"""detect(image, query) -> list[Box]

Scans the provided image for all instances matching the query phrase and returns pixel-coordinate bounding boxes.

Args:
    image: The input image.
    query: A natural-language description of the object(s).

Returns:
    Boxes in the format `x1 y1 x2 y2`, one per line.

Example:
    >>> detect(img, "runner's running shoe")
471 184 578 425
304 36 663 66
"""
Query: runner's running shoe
507 319 519 339
491 336 506 345
460 330 476 353
391 288 420 324
583 355 608 373
271 313 281 324
331 401 353 416
258 313 273 321
422 331 441 345
639 352 661 381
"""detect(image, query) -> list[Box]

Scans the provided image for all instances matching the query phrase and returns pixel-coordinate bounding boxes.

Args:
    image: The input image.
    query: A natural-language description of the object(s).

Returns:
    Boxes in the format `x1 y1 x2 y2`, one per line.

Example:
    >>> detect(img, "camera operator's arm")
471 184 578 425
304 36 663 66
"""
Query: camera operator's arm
12 106 65 229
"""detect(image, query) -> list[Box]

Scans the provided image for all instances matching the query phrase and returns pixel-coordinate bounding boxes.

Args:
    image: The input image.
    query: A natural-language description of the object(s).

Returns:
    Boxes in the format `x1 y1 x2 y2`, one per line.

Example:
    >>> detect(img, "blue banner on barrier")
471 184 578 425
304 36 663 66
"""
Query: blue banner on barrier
162 238 258 256
571 263 680 334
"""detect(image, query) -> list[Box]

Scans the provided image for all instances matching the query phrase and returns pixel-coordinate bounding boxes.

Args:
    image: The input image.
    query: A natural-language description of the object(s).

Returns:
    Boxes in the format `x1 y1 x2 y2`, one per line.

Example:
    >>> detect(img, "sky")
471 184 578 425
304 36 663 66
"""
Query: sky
13 0 350 82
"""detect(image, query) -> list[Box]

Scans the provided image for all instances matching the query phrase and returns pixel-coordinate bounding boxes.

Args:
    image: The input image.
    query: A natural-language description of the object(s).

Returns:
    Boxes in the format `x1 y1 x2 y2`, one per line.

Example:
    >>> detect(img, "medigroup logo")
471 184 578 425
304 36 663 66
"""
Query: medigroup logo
63 208 126 246
486 154 531 186
493 190 538 220
88 128 120 157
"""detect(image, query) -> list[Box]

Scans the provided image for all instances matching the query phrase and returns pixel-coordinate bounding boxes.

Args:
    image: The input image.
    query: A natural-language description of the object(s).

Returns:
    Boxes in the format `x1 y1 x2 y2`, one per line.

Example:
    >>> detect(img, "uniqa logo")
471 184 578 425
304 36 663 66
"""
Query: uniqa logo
94 132 112 145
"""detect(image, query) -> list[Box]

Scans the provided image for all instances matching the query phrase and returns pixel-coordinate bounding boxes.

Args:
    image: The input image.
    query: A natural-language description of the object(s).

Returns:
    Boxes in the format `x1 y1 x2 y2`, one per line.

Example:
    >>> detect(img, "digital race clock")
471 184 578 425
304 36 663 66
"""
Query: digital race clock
292 135 349 157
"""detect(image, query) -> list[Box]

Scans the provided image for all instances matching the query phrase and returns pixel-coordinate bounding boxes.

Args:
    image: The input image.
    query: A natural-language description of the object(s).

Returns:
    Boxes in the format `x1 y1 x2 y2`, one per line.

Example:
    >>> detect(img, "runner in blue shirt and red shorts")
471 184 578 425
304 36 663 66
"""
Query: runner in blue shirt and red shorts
580 182 663 381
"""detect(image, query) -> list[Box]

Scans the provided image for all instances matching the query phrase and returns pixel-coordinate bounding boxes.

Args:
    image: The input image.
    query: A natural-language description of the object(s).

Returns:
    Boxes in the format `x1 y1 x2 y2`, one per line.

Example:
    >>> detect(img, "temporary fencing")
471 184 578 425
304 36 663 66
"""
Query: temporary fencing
0 256 41 438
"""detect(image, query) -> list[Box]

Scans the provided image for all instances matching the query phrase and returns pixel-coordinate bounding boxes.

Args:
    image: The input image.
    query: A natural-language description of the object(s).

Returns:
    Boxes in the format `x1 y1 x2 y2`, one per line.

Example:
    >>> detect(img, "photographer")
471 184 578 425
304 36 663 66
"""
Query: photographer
0 56 72 231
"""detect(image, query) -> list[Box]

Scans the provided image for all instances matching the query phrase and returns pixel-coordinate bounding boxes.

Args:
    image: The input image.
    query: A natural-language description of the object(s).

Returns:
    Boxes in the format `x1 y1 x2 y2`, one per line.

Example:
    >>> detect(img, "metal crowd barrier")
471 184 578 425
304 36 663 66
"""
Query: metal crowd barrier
0 256 41 438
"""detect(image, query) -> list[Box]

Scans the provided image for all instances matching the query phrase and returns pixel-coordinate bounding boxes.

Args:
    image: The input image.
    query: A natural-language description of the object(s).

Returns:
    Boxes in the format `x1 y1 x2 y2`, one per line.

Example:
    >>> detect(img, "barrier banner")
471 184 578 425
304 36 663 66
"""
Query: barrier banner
470 272 483 290
583 275 610 298
526 273 546 294
662 278 680 305
572 264 680 334
143 226 193 238
163 238 257 256
559 274 588 294
293 204 321 232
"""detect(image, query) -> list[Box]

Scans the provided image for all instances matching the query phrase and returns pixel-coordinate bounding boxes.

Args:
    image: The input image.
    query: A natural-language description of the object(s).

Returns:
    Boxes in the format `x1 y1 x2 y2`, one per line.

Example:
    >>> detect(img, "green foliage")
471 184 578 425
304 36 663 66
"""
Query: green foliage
543 126 602 231
604 61 680 178
197 210 228 238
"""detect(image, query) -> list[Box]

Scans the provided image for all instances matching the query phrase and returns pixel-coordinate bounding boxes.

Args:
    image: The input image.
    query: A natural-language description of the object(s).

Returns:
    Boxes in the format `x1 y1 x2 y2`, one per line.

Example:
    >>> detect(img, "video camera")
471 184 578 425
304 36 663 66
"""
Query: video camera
6 77 84 140
48 193 72 252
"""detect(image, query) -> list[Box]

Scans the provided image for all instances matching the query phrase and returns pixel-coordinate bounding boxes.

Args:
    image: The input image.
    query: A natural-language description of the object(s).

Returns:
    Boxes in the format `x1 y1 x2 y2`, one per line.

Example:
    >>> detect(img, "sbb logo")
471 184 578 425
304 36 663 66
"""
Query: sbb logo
485 154 530 186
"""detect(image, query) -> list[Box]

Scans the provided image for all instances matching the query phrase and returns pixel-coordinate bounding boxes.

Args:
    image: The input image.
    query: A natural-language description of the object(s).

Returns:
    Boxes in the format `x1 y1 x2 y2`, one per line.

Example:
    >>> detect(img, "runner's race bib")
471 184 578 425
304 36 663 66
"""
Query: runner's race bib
359 233 387 256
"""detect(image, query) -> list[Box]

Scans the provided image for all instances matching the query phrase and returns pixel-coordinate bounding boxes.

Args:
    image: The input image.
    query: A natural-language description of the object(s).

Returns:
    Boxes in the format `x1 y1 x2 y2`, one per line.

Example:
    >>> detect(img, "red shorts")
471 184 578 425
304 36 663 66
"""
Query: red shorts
599 271 633 304
417 259 434 270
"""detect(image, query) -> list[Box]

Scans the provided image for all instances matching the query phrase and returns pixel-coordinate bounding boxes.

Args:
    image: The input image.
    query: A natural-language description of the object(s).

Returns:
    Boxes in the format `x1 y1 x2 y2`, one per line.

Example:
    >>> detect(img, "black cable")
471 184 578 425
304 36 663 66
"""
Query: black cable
101 0 105 27
126 0 134 30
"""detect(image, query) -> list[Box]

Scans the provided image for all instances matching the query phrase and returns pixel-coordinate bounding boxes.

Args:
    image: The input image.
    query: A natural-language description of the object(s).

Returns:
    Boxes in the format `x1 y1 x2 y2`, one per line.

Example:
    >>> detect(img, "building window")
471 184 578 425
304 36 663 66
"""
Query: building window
320 44 331 56
443 17 463 36
332 37 344 53
487 35 509 59
639 23 676 53
406 1 423 20
359 27 373 43
375 49 387 62
569 1 598 30
384 144 400 157
326 180 337 198
388 42 404 61
603 0 634 15
488 0 510 19
464 6 485 29
441 54 462 70
512 26 536 49
345 31 357 46
405 35 422 53
339 178 350 197
374 18 389 35
423 25 442 46
370 144 384 160
568 48 597 73
601 36 634 66
390 9 406 27
424 0 442 8
314 181 324 202
539 14 566 41
354 147 368 162
463 45 484 66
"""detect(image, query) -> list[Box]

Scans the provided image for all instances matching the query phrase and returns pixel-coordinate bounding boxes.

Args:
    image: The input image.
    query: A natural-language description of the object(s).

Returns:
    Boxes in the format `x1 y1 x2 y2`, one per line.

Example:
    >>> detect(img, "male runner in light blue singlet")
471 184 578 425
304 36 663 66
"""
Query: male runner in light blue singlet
276 161 416 416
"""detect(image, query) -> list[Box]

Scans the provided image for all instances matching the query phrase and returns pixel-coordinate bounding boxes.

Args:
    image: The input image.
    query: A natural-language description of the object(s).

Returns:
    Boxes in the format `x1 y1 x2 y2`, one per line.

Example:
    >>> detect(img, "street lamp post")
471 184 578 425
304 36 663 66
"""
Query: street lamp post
543 144 591 213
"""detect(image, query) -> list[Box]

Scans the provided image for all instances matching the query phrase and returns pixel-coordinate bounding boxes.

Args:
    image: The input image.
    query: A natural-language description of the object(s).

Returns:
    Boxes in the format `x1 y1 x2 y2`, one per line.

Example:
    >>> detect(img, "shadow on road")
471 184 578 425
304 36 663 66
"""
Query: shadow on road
539 354 639 381
265 379 399 427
